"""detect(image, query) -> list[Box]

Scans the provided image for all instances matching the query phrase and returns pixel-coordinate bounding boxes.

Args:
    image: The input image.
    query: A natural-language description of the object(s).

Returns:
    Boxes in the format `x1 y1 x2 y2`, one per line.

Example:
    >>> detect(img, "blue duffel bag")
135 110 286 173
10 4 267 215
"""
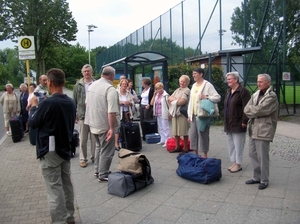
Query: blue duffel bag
176 153 222 184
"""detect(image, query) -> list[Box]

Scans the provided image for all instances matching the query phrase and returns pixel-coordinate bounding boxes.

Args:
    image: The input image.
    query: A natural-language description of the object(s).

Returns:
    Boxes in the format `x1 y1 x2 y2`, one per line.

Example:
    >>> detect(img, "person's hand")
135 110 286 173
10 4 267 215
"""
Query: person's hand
105 129 113 141
242 123 247 128
199 94 208 99
75 118 78 124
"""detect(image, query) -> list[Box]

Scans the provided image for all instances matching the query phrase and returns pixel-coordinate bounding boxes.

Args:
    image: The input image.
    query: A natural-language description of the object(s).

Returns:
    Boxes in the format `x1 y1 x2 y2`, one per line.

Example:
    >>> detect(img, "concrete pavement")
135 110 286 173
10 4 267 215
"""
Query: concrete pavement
0 88 299 224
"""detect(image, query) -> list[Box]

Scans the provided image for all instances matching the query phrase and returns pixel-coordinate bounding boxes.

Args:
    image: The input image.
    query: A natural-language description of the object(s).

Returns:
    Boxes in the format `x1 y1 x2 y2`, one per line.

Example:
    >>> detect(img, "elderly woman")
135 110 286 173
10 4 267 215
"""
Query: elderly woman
224 72 251 173
0 84 20 135
168 75 191 153
115 79 134 150
187 68 221 158
150 82 170 147
19 83 29 133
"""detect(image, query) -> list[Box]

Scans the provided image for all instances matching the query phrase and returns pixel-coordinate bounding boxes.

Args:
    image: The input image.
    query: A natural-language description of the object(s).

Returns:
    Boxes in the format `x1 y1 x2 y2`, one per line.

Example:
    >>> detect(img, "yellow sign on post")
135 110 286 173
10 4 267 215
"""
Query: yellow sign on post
18 36 36 86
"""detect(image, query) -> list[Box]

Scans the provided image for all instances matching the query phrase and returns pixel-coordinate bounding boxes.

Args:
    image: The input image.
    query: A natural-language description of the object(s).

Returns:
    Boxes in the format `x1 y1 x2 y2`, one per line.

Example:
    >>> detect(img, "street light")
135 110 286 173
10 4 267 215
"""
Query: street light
87 24 97 65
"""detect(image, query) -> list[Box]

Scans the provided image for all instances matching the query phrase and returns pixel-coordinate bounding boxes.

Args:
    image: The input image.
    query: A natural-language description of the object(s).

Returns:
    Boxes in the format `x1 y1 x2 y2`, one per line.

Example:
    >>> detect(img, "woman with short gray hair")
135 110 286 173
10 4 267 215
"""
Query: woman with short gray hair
224 72 251 173
0 84 20 135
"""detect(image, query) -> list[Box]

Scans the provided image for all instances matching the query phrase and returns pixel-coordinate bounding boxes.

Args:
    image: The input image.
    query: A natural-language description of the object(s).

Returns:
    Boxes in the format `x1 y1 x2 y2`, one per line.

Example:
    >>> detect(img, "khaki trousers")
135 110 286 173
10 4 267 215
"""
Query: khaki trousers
40 151 74 224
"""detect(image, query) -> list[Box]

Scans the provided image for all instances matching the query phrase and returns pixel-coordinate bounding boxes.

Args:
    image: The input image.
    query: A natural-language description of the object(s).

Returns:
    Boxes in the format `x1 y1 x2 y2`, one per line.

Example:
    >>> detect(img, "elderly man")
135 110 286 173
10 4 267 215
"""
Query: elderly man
35 74 48 93
244 74 279 190
85 66 120 181
73 64 96 168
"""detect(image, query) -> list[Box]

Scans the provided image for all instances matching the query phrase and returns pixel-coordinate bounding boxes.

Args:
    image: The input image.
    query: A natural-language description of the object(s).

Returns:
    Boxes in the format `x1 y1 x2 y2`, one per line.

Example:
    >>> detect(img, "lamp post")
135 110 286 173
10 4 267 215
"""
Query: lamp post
87 24 97 65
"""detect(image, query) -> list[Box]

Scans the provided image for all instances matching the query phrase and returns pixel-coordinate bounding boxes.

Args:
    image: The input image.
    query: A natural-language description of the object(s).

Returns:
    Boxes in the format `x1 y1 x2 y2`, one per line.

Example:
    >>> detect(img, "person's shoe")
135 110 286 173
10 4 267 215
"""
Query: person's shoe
24 130 29 134
79 161 87 168
157 142 164 145
162 144 166 148
98 177 108 182
91 157 95 163
94 173 98 177
245 179 260 184
169 148 181 153
228 163 236 171
6 131 11 136
115 146 121 151
229 164 242 173
258 183 268 190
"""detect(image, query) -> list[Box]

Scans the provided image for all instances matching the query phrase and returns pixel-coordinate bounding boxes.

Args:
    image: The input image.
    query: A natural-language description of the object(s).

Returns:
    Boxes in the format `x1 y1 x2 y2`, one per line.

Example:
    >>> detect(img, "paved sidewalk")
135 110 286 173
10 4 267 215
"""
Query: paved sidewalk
0 88 299 223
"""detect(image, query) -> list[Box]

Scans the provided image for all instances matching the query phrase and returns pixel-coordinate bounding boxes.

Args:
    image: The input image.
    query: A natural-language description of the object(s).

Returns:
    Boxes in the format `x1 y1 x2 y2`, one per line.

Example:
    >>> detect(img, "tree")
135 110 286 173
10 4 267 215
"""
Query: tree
0 48 24 86
0 0 78 78
231 0 300 66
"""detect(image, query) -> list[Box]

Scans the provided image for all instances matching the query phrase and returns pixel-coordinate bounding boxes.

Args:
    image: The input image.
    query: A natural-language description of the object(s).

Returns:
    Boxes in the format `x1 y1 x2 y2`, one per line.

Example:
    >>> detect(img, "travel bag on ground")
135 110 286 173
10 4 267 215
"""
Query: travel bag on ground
120 122 142 151
176 153 222 184
166 138 191 152
107 171 137 197
109 149 154 197
71 129 79 157
145 133 160 144
9 115 24 143
141 119 158 140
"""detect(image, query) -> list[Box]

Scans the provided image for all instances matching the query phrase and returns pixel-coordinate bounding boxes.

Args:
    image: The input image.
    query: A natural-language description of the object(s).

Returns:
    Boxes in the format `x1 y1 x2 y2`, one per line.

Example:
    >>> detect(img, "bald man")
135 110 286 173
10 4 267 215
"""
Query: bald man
34 74 49 100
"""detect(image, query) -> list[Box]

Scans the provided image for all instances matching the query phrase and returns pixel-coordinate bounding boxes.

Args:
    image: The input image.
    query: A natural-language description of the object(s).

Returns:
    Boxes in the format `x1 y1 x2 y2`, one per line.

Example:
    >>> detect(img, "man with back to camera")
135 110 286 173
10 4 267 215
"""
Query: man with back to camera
28 68 76 224
84 66 120 181
244 73 279 190
73 64 96 168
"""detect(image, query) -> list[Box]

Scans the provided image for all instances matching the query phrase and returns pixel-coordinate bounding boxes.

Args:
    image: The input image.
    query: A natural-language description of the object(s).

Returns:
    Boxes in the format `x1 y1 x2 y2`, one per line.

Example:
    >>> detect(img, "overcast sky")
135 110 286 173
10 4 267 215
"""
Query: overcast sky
0 0 242 51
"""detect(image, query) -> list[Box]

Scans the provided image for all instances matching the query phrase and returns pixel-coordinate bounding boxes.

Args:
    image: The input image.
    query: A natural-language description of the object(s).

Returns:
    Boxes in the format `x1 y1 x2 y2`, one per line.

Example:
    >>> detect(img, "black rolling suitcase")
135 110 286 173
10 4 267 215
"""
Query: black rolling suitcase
141 119 158 140
9 115 24 143
120 122 142 151
71 129 79 158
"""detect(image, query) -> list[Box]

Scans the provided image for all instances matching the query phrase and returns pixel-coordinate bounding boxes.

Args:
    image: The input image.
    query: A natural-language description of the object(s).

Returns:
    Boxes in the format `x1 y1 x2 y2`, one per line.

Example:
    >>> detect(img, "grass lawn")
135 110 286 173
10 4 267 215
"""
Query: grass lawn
247 84 299 104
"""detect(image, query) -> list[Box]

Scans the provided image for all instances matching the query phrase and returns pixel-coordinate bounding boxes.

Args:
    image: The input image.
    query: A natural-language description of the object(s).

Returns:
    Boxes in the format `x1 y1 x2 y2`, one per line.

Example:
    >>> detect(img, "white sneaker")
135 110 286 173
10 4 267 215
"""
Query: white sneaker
6 131 11 136
162 144 166 148
157 142 164 145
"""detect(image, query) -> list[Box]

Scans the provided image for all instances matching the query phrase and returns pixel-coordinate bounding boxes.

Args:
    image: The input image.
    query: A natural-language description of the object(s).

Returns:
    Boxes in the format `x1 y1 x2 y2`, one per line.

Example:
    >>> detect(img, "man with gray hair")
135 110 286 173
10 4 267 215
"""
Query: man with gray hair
73 64 96 168
85 66 120 181
244 74 279 190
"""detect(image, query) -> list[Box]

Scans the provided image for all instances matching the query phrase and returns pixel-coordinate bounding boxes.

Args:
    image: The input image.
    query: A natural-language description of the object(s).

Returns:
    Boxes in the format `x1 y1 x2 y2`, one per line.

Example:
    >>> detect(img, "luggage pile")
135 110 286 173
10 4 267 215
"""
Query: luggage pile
108 149 154 197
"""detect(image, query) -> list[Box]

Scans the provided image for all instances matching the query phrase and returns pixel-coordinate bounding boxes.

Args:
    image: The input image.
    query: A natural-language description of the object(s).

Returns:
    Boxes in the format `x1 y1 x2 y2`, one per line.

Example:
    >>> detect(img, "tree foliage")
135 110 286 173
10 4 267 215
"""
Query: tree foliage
0 48 24 86
231 0 300 65
0 0 78 77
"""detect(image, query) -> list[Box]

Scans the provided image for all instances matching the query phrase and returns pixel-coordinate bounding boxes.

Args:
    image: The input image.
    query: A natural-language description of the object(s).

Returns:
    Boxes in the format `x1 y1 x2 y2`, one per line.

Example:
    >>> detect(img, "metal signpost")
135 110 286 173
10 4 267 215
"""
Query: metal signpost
18 36 36 86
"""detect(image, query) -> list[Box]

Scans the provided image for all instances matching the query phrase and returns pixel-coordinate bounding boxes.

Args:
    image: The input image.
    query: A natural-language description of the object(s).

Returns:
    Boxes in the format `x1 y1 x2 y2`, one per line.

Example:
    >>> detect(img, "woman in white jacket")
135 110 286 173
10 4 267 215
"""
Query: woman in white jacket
187 68 221 158
150 82 169 147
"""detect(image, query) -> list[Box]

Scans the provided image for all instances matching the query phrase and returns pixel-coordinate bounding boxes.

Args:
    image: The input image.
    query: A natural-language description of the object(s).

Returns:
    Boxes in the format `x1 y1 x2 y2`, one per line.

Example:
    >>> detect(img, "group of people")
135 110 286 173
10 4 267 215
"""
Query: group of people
0 75 48 136
134 67 279 192
10 64 278 224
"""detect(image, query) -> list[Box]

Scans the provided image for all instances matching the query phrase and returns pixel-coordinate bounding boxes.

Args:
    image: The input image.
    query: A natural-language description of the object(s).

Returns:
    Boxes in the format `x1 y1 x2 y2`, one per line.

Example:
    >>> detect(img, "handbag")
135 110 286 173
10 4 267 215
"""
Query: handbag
117 148 144 175
197 82 219 118
179 104 188 118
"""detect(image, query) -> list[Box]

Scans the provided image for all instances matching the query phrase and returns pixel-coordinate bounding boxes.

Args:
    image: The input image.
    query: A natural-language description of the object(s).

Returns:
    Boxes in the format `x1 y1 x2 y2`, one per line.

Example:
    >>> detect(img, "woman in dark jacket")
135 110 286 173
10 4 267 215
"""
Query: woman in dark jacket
19 83 29 133
224 72 251 173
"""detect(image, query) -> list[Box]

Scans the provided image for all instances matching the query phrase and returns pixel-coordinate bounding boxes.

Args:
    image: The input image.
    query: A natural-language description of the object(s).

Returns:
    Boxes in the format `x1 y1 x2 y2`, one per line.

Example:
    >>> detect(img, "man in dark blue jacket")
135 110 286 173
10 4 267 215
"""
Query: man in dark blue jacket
29 68 76 224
